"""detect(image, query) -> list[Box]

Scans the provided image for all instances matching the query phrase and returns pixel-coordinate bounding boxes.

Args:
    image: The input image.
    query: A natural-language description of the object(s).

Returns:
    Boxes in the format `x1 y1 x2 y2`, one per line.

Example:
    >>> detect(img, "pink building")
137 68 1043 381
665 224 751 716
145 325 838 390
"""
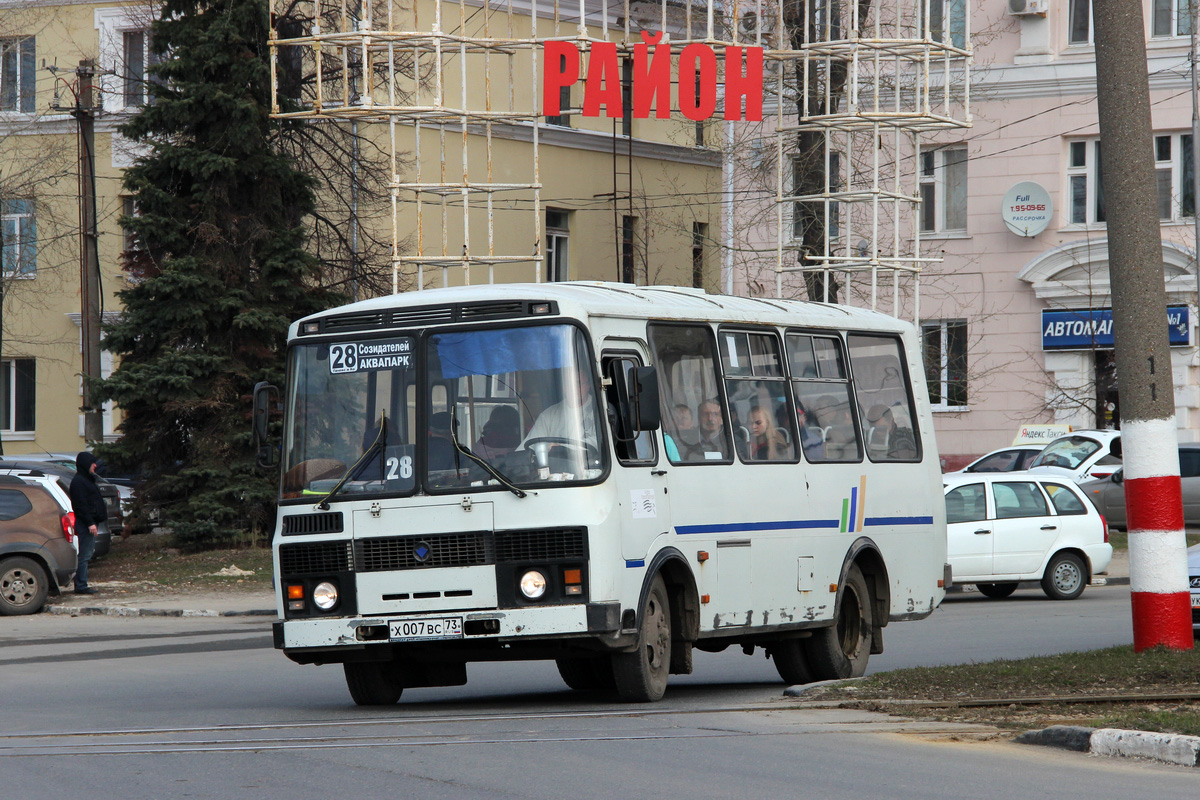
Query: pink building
736 1 1200 468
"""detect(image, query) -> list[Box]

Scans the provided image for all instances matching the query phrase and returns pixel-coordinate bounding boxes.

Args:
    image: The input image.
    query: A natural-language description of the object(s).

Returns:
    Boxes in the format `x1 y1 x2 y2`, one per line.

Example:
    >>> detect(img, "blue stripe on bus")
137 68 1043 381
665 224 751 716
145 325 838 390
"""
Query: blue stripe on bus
675 516 934 536
675 519 840 535
864 516 935 526
625 559 645 568
848 487 858 534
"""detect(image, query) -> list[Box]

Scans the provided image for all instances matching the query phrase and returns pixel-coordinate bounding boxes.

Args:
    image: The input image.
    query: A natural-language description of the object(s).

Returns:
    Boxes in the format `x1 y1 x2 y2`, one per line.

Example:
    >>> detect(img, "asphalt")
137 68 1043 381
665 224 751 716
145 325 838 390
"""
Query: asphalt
40 547 1199 769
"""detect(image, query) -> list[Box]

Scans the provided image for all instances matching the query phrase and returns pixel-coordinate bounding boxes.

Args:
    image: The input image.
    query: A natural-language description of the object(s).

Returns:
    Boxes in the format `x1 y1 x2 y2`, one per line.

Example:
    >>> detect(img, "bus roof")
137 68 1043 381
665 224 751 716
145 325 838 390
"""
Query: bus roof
290 281 913 339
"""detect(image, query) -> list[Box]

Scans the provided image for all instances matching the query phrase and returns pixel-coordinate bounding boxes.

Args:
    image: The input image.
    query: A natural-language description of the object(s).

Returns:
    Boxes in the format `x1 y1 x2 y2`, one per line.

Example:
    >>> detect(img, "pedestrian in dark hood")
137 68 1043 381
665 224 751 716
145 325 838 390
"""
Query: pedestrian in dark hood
69 452 106 594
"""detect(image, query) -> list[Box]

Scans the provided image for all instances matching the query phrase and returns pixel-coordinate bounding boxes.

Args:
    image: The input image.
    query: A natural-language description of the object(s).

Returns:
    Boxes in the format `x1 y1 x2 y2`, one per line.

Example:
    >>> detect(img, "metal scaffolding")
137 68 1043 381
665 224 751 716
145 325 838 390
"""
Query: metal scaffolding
267 0 971 309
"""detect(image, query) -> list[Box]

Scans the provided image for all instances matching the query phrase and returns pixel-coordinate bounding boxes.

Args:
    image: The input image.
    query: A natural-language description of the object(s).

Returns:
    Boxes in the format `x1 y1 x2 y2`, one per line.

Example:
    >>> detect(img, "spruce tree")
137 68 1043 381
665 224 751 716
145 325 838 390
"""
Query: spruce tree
98 0 339 549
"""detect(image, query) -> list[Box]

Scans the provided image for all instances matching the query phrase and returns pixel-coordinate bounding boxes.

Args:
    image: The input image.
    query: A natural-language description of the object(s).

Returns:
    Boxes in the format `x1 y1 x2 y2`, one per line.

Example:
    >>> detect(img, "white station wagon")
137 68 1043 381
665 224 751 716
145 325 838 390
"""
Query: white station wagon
944 473 1113 601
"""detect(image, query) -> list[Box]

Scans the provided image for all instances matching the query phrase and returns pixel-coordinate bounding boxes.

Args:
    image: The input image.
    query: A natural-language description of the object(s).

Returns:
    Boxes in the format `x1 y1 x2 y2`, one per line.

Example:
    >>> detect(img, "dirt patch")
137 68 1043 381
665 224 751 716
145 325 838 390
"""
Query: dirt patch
88 533 273 597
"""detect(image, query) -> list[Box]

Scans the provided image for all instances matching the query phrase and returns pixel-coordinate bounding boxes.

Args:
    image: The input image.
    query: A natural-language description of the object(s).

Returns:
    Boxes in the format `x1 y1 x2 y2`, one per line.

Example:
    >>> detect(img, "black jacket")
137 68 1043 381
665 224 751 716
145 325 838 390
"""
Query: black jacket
69 452 107 531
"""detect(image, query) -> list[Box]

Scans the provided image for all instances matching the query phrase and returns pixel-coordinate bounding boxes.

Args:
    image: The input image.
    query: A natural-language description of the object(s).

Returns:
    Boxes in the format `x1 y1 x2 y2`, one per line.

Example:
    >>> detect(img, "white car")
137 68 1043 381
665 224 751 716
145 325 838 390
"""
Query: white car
1189 544 1200 631
944 472 1113 600
951 444 1044 474
1026 430 1122 483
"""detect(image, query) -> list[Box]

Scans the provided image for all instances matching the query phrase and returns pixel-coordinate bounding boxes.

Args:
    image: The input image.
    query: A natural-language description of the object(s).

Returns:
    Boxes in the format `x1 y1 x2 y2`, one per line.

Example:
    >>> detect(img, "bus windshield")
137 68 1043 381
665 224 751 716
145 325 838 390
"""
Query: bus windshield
426 323 606 490
280 324 605 501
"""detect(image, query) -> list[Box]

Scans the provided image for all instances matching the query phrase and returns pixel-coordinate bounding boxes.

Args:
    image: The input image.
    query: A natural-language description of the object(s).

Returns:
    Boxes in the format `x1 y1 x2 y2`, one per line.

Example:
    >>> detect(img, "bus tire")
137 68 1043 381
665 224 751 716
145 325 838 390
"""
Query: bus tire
343 661 404 706
612 574 671 702
769 638 815 685
976 582 1018 599
804 564 873 680
1041 552 1086 601
556 657 616 692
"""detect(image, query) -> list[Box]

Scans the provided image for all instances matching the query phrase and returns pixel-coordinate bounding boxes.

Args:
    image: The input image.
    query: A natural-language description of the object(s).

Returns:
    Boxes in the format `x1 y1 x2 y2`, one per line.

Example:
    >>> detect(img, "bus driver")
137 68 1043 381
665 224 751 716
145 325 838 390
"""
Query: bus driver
521 367 603 451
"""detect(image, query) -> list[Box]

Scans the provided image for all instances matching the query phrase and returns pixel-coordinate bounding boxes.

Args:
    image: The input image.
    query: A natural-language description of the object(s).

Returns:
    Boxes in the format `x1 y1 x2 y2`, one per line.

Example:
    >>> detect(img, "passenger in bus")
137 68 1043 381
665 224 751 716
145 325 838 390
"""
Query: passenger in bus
747 404 791 461
670 403 701 451
427 412 462 472
521 368 602 450
815 396 857 459
472 405 521 460
691 398 729 459
865 404 917 460
795 404 825 459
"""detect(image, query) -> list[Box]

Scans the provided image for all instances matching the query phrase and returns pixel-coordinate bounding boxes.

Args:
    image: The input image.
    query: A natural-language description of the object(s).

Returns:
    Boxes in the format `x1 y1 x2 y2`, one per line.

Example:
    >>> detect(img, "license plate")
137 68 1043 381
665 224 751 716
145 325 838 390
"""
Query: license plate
389 617 464 641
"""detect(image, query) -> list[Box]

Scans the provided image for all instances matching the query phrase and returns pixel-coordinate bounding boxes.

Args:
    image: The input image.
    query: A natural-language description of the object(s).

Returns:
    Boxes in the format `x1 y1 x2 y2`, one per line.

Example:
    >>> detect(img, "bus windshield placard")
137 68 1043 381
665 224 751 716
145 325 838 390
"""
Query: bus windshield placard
329 338 414 374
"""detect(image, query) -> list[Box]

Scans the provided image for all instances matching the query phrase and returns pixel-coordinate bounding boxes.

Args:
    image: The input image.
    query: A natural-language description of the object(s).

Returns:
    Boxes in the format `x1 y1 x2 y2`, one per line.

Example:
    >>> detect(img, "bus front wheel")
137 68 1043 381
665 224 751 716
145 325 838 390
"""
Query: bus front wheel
804 564 873 680
612 575 671 702
343 661 404 706
556 657 617 692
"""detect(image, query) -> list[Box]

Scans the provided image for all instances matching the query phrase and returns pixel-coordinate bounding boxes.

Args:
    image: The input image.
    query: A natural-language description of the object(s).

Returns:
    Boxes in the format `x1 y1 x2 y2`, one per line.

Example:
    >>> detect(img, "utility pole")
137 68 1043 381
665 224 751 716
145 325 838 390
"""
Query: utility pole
72 59 104 445
1092 0 1193 650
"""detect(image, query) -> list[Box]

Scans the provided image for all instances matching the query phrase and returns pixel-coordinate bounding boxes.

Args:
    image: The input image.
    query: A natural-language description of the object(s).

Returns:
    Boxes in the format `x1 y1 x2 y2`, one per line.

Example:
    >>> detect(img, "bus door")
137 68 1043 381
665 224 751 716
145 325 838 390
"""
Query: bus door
602 348 671 563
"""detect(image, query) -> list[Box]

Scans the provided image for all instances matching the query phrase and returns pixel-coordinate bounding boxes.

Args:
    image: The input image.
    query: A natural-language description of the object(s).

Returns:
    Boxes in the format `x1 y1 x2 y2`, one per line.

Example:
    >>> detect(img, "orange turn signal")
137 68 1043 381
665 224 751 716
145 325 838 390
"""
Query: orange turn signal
287 584 305 600
563 568 582 584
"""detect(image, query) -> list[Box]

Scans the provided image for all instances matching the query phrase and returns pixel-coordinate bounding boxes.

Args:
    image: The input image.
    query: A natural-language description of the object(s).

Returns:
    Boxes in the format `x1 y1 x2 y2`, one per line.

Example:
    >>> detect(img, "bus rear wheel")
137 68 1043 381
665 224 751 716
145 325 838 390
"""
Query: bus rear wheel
612 575 671 702
804 564 873 680
343 661 404 706
769 638 815 685
556 656 617 692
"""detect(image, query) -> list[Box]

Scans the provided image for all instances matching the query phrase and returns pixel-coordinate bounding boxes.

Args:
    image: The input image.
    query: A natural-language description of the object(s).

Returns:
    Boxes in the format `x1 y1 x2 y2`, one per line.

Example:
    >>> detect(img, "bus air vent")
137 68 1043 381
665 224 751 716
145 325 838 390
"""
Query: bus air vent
495 527 588 562
390 306 455 326
281 512 344 536
460 301 528 320
356 531 495 572
322 311 386 333
279 541 353 576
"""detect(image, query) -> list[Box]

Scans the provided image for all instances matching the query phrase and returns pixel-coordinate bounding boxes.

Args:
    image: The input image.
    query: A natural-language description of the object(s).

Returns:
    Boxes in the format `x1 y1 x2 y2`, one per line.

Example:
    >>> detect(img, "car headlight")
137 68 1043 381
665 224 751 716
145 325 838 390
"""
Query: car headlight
518 570 548 599
312 581 339 610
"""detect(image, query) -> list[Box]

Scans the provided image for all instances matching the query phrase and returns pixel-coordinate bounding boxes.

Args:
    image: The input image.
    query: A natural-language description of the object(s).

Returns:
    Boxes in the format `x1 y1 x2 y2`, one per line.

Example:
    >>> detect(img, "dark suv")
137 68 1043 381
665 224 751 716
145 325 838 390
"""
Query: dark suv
0 475 77 615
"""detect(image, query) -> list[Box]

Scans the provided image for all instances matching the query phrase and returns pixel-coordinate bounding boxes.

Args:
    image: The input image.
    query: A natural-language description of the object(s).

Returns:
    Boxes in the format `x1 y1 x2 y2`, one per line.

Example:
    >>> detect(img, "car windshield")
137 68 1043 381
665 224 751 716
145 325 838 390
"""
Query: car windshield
1031 436 1102 470
280 324 606 501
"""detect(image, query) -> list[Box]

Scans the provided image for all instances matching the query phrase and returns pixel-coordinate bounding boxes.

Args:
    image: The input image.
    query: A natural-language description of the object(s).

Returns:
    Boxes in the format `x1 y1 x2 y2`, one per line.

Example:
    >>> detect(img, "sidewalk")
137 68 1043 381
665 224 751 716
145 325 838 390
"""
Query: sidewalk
44 584 275 618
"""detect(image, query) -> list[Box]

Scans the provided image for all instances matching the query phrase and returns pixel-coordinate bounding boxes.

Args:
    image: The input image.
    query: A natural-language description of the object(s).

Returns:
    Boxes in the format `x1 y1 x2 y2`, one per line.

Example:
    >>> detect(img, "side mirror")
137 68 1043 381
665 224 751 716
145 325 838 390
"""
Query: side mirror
632 366 661 431
252 381 279 469
1111 468 1123 484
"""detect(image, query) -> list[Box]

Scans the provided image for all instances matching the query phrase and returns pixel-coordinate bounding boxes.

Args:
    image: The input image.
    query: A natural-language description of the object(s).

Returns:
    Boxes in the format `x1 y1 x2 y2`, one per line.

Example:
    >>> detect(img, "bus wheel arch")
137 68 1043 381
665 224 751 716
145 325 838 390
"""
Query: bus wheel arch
845 538 890 654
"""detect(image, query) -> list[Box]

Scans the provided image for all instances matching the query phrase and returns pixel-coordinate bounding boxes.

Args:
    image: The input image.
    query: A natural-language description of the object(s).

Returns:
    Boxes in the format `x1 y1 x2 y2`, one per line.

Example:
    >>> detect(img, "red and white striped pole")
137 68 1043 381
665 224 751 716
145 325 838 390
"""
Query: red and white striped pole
1123 420 1193 651
1093 0 1193 651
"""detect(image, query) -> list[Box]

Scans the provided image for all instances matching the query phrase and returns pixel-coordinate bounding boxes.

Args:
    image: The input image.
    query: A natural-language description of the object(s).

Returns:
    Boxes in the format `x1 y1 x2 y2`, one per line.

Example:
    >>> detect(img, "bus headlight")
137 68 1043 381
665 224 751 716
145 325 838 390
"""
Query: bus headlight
312 581 339 610
518 570 548 599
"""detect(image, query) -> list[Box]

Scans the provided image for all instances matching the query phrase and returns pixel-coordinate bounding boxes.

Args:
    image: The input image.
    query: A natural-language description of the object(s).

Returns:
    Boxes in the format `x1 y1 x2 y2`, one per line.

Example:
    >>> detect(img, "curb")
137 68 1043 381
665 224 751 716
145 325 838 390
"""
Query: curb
1016 725 1200 767
44 604 275 618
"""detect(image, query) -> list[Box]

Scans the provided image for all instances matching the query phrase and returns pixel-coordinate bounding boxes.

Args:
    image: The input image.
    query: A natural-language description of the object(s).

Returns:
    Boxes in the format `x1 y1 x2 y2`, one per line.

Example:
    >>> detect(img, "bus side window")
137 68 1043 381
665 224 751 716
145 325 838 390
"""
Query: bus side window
648 324 730 464
787 333 861 462
603 354 657 465
719 329 796 463
847 334 921 462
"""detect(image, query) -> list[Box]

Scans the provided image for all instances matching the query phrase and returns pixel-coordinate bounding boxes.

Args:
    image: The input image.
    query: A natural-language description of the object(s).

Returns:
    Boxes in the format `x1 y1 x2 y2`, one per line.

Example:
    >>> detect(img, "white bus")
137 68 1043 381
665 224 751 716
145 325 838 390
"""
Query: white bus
254 282 949 704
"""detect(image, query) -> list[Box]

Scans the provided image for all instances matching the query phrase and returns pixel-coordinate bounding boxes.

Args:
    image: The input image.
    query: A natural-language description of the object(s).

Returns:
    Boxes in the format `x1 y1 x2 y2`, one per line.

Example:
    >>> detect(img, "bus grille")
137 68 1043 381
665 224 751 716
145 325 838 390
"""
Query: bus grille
495 528 587 562
356 532 494 572
281 512 344 536
279 541 353 575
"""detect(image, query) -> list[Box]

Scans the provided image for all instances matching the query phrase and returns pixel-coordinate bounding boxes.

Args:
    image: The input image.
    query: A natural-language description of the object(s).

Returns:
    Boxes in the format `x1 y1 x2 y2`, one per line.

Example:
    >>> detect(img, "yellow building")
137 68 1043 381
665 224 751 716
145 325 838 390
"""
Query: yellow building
0 0 722 456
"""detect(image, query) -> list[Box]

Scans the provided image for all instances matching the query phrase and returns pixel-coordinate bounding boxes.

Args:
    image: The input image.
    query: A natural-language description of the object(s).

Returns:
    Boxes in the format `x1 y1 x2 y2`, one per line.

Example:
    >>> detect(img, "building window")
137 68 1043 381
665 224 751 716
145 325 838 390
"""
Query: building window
791 151 841 242
922 320 967 409
1152 0 1194 37
546 53 571 127
1068 0 1093 44
926 0 966 48
1 358 35 434
1 199 36 276
1068 134 1193 225
121 195 139 253
0 38 35 113
621 58 633 138
621 215 637 283
919 146 967 235
692 222 707 288
122 30 161 107
545 209 569 282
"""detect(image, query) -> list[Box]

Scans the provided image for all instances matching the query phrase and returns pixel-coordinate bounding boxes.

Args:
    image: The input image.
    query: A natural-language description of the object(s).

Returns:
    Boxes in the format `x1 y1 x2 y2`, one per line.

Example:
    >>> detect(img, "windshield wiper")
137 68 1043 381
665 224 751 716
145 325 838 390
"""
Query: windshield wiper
314 414 389 510
450 408 527 498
